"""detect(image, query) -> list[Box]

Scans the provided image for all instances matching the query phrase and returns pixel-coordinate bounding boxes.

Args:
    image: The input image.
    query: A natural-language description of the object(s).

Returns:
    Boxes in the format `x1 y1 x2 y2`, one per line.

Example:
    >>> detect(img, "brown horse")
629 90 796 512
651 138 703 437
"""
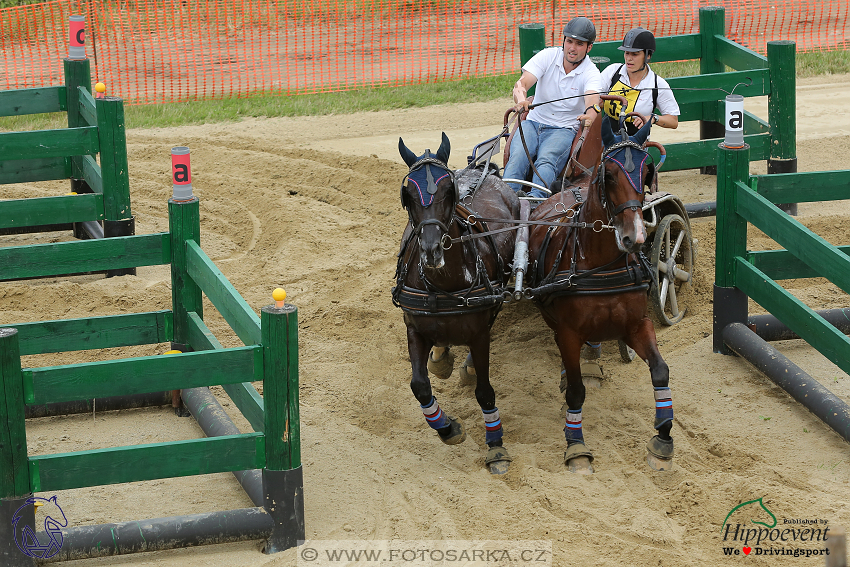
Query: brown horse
393 133 520 474
526 117 673 474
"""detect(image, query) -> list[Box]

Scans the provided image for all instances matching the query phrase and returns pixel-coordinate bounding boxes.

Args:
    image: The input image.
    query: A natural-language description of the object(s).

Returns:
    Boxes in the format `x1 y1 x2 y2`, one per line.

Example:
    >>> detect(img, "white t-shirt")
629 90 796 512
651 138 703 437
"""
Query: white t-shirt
599 63 680 119
523 47 602 130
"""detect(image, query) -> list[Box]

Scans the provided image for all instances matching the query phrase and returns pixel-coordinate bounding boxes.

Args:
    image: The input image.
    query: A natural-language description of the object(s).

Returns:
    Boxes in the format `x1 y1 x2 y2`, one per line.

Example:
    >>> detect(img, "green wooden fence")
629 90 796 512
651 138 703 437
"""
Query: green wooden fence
0 57 135 272
0 194 300 505
713 142 850 372
518 6 795 173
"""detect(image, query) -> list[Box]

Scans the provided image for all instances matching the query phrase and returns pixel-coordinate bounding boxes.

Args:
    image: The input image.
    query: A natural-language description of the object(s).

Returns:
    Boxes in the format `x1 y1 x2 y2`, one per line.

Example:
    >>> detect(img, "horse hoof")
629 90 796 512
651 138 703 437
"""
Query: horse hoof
174 405 192 417
458 354 476 386
485 445 512 475
646 435 674 471
427 348 455 380
564 442 594 475
580 361 603 380
437 416 466 445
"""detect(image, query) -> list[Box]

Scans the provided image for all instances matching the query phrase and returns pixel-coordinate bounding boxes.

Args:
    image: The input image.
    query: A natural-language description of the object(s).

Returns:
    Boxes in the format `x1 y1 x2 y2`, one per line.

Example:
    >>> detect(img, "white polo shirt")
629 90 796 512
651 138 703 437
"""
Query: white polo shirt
523 47 602 130
599 63 680 118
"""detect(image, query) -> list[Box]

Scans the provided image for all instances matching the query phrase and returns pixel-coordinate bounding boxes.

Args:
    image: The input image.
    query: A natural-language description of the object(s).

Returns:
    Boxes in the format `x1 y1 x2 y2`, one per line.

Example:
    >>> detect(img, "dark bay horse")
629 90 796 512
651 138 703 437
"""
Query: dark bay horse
526 117 673 474
393 133 519 474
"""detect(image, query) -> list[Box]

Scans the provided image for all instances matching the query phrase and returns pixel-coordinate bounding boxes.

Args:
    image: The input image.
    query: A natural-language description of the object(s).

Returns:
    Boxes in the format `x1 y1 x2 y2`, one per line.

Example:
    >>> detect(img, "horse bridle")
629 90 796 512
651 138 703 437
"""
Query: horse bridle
596 139 653 223
400 155 458 249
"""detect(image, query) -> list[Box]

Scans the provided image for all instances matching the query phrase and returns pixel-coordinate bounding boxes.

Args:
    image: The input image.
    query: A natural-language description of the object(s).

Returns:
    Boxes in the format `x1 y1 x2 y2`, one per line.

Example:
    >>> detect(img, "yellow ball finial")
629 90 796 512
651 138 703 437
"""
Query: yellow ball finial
95 82 106 94
273 288 286 308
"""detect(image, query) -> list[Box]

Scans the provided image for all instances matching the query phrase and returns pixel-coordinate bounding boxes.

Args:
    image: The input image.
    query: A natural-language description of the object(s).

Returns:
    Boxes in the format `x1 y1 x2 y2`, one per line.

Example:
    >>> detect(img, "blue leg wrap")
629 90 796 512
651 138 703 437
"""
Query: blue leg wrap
421 396 451 430
482 407 503 444
654 387 673 429
564 409 584 442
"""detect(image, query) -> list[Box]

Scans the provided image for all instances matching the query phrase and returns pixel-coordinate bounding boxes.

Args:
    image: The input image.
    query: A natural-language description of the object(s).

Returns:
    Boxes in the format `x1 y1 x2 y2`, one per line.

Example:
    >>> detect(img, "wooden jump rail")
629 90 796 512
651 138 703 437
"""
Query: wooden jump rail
0 54 135 278
519 6 797 212
713 139 850 443
0 184 304 563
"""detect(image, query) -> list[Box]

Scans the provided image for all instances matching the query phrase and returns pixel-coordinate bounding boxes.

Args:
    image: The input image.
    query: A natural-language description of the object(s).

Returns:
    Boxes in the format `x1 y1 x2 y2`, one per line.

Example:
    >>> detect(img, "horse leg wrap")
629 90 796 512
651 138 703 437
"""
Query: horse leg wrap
482 407 503 444
421 396 451 430
654 387 673 429
564 409 584 442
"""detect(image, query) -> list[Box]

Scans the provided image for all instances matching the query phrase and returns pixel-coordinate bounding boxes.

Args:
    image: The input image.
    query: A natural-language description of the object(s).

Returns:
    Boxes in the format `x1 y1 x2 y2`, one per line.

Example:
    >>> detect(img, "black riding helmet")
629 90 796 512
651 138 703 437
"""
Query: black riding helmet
619 27 656 57
563 17 596 44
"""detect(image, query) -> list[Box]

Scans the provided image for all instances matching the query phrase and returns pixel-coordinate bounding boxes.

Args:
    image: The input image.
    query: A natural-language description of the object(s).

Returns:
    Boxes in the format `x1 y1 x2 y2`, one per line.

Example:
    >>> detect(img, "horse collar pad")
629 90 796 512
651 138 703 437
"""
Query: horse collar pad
605 147 648 194
408 163 451 207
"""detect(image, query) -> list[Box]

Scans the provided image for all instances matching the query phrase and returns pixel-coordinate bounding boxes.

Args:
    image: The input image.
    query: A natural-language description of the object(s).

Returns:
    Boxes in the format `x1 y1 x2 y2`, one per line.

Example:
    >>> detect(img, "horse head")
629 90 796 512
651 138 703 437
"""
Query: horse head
398 132 456 269
598 117 657 254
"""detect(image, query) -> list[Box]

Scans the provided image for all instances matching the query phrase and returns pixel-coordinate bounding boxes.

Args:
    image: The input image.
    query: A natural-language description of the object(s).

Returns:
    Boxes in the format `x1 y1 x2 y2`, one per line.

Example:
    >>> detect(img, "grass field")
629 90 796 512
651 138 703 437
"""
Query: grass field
0 50 846 131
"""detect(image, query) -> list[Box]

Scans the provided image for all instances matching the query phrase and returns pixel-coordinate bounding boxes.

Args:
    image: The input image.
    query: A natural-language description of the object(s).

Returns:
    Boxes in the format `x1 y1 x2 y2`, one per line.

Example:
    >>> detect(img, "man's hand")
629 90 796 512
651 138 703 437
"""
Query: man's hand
577 110 598 128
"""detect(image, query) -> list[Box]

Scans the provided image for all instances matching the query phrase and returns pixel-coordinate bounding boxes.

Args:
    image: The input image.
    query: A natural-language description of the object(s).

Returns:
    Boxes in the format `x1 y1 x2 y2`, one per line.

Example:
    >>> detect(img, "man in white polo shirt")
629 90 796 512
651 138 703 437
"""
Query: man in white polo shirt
504 17 603 199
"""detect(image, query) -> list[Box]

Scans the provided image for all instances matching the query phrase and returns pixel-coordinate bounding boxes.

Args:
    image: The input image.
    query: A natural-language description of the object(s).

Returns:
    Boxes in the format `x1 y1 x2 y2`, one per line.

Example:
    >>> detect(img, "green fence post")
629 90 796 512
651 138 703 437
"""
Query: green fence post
64 58 93 206
97 96 136 275
0 328 35 566
519 23 546 97
699 6 725 175
261 293 304 553
713 143 750 354
767 40 797 215
168 195 202 353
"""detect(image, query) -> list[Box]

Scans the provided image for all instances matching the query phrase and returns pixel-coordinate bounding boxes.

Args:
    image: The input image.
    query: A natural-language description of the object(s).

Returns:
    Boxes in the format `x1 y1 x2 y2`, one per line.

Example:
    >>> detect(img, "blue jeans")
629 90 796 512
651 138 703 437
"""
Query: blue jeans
503 120 577 198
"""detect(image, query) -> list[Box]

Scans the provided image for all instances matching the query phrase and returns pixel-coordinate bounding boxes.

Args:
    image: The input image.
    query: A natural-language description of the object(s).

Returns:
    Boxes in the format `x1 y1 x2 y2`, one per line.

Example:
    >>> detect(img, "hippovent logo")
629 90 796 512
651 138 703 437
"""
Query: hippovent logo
11 496 67 559
720 497 832 558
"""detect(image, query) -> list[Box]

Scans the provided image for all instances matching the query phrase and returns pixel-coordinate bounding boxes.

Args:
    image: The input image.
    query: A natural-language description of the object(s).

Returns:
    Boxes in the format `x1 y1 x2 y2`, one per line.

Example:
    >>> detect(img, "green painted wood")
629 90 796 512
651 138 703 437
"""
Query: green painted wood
26 345 262 405
169 198 203 348
64 58 91 129
736 181 850 295
699 6 725 143
185 240 261 346
30 433 265 492
767 41 796 161
262 304 300 471
648 133 768 171
81 154 104 194
752 170 850 203
77 86 97 126
10 311 172 356
187 312 265 433
591 34 701 66
0 157 69 184
0 193 102 231
518 24 545 97
0 329 30 497
744 110 769 134
716 36 768 70
95 97 132 221
0 233 170 280
715 146 751 287
736 259 850 376
0 127 99 161
747 246 850 280
666 69 769 106
0 87 65 117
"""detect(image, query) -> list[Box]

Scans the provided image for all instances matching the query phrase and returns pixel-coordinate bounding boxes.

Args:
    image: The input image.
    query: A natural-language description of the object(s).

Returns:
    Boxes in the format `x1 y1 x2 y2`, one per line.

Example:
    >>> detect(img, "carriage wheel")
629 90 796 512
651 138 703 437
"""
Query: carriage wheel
649 214 694 326
618 340 636 363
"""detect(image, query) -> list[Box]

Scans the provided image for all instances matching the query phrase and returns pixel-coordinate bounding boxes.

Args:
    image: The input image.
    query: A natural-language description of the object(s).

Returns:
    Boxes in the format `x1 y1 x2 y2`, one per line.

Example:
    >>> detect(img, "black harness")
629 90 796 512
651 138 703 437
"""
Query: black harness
527 140 658 303
392 163 507 318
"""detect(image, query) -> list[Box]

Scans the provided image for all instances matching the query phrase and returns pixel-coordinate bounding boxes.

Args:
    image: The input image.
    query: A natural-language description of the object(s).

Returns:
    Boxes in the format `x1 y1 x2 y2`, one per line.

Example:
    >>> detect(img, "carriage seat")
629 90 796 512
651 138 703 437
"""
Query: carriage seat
502 96 590 193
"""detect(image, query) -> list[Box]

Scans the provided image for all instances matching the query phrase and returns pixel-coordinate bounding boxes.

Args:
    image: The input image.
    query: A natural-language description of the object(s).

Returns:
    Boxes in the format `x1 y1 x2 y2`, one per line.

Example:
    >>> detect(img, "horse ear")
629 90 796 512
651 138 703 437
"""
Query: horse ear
436 132 451 164
399 137 417 167
643 161 657 193
630 118 652 146
601 117 616 148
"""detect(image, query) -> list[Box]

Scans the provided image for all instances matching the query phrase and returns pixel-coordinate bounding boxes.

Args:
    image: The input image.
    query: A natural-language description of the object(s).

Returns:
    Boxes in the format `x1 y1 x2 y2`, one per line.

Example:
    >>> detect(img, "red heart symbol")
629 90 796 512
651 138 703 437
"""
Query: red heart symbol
743 547 751 555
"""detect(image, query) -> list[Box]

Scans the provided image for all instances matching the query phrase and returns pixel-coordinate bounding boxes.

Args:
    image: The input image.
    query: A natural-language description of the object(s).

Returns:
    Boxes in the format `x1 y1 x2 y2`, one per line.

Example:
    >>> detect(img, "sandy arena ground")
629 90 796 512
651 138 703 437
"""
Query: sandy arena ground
2 74 850 566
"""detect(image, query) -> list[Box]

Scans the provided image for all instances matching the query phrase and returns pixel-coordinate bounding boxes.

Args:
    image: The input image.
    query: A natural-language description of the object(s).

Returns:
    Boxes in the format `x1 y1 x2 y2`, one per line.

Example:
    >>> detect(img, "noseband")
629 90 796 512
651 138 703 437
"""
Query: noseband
596 140 653 221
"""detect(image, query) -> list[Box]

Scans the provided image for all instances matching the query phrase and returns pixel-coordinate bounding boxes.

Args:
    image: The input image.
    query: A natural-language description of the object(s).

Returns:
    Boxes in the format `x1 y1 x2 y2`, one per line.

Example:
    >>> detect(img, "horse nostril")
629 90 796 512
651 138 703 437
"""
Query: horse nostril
622 236 632 249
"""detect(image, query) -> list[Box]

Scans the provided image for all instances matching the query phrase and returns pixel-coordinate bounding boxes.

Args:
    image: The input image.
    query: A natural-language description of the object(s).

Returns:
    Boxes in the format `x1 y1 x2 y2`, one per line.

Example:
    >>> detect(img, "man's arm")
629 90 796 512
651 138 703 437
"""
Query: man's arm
577 91 601 126
512 70 538 111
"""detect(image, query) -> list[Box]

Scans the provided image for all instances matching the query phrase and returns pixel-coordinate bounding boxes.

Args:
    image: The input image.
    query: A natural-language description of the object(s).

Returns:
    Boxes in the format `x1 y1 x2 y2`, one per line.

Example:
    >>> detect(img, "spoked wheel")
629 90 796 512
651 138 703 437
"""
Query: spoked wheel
649 214 694 325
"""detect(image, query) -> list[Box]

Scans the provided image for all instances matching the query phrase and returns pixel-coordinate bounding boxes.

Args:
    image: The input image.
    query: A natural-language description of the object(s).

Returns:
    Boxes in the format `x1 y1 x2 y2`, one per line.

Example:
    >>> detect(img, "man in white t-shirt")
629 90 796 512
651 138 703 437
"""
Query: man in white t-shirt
503 17 603 199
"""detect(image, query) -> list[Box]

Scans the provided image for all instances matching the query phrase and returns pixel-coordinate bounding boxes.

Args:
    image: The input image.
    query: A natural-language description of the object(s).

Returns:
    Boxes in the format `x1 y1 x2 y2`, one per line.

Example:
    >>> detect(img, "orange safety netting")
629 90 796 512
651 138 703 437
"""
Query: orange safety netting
0 0 846 105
